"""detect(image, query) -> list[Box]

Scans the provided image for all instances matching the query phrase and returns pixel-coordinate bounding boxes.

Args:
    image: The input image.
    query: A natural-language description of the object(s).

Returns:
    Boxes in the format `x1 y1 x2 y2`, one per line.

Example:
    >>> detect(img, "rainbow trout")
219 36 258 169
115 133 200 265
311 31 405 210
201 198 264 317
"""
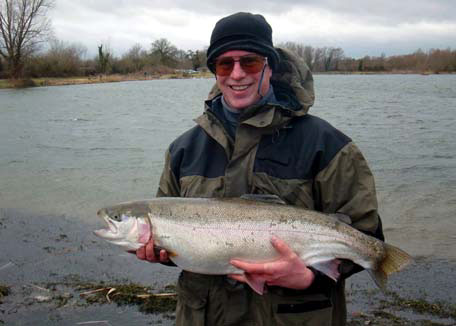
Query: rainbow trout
94 196 411 294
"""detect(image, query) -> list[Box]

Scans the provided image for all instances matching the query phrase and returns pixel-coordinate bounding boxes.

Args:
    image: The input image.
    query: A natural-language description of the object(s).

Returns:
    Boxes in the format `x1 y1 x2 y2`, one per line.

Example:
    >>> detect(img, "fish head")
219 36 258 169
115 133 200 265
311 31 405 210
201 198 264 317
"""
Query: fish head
94 201 152 250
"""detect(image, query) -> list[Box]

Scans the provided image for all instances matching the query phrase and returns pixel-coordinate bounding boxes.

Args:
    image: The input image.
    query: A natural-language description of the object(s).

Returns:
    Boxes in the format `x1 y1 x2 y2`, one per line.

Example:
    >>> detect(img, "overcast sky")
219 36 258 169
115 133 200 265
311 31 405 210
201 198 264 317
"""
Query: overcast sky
50 0 456 59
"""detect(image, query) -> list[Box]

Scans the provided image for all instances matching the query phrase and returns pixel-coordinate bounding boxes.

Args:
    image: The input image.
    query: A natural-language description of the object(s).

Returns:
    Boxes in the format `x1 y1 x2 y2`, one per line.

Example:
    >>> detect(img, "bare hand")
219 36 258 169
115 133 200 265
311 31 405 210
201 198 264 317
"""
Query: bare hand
130 235 170 263
229 236 315 291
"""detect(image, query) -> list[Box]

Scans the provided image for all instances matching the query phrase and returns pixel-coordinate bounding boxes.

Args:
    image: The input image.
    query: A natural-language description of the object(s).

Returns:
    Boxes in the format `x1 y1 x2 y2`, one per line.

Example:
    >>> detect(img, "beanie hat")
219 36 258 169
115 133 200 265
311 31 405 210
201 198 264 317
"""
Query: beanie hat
206 12 280 73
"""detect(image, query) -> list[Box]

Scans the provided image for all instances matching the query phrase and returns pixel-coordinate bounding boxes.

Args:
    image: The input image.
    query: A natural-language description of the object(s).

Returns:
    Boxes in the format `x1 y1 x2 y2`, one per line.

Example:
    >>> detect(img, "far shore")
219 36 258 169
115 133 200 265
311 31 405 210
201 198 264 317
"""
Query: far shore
0 71 213 89
0 70 452 89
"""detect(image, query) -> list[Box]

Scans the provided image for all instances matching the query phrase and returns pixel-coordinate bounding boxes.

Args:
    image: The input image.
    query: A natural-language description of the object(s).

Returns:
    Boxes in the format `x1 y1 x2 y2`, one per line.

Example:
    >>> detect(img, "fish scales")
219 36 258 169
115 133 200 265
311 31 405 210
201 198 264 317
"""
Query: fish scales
149 198 383 268
94 197 412 293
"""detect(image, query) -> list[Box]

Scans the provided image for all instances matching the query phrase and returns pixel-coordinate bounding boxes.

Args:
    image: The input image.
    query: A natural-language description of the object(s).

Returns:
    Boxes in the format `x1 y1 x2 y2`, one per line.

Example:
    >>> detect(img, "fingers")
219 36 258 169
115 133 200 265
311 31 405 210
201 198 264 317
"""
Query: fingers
145 240 156 261
228 273 247 283
270 235 295 257
136 238 158 262
136 245 147 260
231 259 288 276
231 237 296 272
159 249 169 262
135 238 170 263
229 236 315 290
231 259 268 274
229 273 273 283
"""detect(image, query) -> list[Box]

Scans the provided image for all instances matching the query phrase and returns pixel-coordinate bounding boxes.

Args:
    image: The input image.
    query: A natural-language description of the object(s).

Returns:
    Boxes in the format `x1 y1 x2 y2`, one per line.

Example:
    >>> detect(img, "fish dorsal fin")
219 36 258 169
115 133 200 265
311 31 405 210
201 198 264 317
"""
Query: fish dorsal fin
240 194 287 205
329 213 352 225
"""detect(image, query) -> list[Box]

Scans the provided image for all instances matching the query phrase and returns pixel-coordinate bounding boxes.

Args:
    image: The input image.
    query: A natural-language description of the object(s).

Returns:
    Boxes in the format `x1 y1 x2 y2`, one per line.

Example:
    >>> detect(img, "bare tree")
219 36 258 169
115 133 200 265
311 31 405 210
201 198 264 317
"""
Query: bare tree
302 46 316 70
278 42 316 70
151 38 178 67
27 38 86 77
122 43 147 72
313 47 325 71
324 47 345 71
0 0 53 78
279 41 306 58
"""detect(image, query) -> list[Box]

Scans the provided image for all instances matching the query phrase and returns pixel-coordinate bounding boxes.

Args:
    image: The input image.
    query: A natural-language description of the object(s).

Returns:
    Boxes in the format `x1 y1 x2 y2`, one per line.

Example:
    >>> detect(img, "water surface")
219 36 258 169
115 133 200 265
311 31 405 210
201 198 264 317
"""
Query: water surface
1 75 455 261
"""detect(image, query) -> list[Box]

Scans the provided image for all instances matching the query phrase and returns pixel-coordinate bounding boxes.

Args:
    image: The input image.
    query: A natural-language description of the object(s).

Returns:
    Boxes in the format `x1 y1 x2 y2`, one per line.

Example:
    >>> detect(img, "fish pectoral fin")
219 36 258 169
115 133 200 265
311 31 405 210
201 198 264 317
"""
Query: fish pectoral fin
310 259 341 282
244 273 266 295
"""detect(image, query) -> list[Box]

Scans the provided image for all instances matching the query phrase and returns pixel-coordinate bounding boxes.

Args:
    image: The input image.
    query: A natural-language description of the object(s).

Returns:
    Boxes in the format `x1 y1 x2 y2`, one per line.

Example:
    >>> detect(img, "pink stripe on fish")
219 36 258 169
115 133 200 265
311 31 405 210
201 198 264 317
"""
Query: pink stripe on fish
138 222 151 244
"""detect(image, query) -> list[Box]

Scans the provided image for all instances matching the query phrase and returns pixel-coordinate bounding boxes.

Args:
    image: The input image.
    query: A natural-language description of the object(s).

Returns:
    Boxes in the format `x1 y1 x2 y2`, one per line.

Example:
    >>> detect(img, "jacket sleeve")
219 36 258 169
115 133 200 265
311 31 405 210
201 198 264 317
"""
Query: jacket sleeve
155 149 180 267
156 149 181 198
313 142 384 278
314 142 382 235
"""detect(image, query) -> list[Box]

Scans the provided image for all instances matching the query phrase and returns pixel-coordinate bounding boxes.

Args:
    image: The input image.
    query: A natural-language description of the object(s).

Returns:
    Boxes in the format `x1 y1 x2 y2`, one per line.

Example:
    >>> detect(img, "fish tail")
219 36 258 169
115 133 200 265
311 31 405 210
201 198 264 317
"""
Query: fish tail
369 243 412 291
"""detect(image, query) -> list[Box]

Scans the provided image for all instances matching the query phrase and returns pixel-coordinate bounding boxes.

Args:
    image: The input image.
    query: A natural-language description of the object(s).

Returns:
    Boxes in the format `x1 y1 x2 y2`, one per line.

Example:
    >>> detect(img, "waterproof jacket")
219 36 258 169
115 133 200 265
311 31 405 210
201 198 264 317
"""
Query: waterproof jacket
156 48 384 326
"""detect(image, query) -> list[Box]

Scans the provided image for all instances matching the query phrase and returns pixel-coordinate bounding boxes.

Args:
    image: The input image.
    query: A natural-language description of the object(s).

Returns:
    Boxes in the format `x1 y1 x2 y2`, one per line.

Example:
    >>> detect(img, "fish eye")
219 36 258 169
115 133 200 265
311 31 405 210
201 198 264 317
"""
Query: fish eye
113 214 121 221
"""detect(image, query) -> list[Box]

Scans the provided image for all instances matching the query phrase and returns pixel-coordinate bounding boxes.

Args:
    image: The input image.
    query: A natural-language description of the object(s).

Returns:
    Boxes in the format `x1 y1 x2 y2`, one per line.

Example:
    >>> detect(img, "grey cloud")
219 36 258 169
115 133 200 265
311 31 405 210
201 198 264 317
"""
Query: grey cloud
122 0 456 24
66 0 299 16
307 0 456 24
51 0 456 58
153 0 456 25
56 1 456 26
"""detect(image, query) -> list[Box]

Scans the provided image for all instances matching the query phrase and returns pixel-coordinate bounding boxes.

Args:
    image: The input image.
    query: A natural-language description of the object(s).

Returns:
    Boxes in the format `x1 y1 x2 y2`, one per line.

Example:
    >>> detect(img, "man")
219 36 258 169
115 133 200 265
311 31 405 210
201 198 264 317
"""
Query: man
136 12 384 326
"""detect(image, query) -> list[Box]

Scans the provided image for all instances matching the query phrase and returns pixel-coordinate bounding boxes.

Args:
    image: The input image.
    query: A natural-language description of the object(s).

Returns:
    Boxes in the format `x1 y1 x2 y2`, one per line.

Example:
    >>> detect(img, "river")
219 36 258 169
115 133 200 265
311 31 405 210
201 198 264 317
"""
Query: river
1 75 455 325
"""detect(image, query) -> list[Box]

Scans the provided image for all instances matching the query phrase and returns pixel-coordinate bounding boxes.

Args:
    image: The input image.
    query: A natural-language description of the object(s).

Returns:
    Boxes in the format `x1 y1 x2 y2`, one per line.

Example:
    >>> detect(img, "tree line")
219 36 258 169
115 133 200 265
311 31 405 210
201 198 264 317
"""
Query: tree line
0 0 206 79
1 0 455 80
278 42 456 74
15 38 208 78
4 39 454 79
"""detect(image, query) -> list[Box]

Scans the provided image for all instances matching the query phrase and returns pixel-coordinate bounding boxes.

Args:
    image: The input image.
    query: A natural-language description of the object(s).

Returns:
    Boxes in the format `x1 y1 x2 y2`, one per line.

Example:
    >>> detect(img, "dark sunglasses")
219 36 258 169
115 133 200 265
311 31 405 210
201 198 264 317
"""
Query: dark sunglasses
211 55 267 76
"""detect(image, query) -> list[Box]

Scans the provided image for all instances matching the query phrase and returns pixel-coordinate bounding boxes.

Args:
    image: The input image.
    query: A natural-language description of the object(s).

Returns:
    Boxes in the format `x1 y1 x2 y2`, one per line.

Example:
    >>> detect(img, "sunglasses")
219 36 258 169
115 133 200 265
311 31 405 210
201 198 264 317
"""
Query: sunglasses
211 55 267 76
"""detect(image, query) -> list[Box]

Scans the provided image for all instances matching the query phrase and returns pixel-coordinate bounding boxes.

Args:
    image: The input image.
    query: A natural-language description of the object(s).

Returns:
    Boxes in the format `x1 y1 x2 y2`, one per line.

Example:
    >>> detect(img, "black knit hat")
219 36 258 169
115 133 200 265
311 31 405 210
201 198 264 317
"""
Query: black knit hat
206 12 280 73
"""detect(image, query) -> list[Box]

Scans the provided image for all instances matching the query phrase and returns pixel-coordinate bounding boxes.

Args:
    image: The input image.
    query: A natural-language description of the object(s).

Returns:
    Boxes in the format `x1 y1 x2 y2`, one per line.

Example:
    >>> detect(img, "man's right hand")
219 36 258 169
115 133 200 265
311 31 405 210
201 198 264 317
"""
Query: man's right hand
133 237 170 263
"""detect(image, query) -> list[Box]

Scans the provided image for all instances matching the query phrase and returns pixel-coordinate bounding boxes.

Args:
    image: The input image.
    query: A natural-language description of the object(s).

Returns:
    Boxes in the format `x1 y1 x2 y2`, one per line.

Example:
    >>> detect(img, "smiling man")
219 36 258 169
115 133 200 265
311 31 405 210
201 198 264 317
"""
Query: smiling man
212 50 272 109
136 12 384 326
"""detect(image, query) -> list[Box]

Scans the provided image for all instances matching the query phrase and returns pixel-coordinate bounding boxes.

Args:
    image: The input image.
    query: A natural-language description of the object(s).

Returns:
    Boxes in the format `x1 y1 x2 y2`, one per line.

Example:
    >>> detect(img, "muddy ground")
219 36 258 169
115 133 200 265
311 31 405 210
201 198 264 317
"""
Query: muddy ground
1 208 455 326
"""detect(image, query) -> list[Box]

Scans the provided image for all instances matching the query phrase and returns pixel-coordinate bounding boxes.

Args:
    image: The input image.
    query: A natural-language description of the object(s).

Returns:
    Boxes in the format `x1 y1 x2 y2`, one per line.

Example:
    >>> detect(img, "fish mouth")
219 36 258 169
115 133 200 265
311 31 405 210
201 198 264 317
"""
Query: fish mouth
94 209 119 238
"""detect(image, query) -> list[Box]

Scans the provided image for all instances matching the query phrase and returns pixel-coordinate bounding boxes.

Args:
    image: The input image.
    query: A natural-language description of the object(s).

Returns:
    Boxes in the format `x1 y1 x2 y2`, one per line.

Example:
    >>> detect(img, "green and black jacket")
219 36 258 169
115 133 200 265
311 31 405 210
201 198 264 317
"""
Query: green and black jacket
156 48 384 326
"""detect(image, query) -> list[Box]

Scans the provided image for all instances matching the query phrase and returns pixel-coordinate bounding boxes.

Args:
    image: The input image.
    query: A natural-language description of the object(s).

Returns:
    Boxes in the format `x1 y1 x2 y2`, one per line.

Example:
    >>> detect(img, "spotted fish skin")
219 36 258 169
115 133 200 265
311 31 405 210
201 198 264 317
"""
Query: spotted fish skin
94 197 412 292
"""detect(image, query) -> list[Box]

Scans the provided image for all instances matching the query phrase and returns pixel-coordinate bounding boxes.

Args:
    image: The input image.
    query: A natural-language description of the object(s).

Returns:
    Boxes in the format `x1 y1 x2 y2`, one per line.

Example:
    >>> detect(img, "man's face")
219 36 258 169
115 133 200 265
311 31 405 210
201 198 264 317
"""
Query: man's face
215 50 272 110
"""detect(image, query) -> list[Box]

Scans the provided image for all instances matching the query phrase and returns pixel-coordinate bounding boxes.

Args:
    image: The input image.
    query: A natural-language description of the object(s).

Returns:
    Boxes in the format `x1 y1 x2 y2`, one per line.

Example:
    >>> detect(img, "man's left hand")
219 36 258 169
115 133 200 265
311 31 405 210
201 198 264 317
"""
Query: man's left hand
229 235 315 290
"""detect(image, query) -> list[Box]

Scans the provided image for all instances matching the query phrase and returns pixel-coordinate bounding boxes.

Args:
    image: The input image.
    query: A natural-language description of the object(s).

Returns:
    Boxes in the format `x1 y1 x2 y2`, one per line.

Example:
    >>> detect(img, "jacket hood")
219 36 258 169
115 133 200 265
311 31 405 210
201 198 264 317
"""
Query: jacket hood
206 47 315 116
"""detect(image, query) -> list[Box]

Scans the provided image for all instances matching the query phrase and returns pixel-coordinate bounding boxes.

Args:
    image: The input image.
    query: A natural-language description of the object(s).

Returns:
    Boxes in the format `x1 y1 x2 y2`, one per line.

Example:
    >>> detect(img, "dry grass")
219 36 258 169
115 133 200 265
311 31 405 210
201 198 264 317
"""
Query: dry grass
0 72 213 89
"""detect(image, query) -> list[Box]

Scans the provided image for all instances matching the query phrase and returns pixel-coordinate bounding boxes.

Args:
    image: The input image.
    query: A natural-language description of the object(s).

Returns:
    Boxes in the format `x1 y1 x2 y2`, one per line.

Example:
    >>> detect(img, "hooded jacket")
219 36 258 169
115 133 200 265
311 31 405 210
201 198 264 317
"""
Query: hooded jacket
156 48 383 326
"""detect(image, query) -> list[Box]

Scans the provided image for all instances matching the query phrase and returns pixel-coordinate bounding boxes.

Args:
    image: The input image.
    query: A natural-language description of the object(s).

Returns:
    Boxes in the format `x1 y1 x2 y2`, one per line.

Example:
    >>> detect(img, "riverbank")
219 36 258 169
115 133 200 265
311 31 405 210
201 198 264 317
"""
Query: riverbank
1 209 455 326
0 71 213 89
316 70 454 75
2 70 453 89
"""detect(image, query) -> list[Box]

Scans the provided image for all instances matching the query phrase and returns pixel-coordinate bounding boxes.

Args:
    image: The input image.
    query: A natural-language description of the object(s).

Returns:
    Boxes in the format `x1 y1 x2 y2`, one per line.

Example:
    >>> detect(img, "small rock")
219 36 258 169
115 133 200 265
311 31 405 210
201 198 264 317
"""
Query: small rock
34 295 52 302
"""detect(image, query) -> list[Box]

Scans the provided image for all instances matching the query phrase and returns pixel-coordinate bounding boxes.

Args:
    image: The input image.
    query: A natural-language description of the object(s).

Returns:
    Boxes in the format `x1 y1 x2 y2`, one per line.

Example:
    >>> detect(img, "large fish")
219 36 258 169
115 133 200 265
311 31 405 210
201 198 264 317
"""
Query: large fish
94 196 411 294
